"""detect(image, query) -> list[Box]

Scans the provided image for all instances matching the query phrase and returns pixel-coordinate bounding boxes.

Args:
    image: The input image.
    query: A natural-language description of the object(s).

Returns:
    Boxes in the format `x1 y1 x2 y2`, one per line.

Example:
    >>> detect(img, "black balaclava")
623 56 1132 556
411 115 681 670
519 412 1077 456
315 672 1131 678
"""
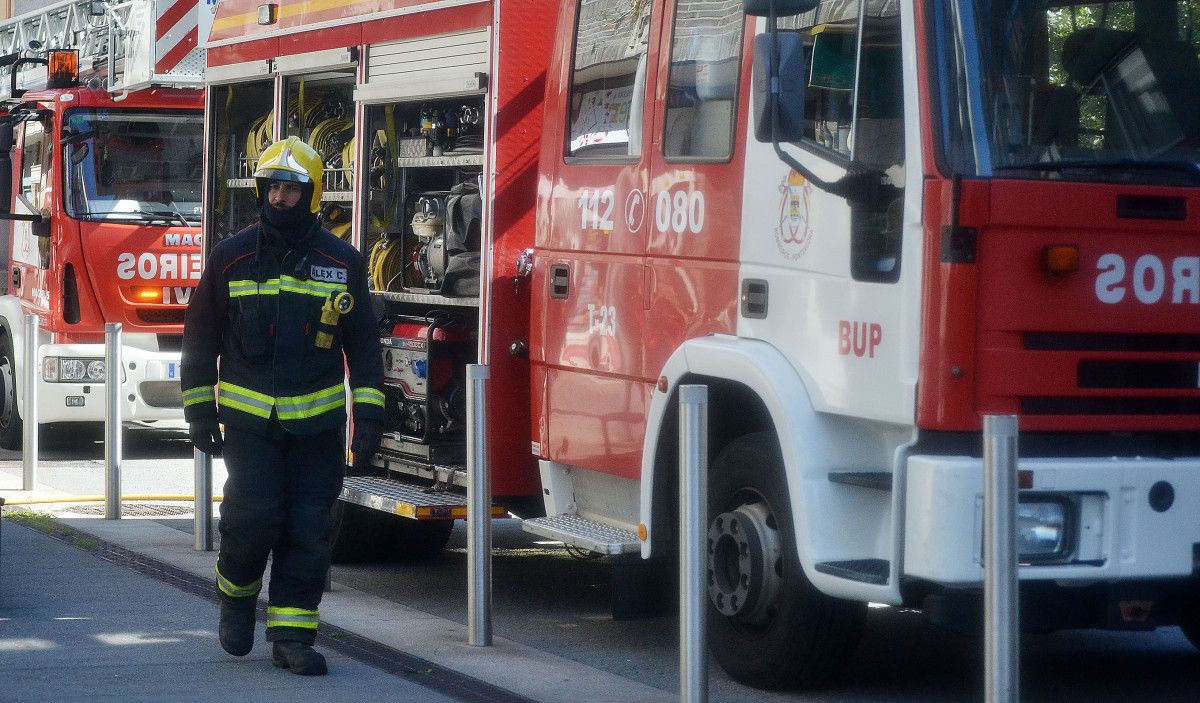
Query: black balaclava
259 180 317 247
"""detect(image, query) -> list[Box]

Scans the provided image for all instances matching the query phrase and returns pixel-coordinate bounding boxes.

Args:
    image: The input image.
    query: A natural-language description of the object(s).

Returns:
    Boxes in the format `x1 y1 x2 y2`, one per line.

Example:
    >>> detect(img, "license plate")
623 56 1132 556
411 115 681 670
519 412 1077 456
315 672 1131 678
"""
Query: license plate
168 362 178 379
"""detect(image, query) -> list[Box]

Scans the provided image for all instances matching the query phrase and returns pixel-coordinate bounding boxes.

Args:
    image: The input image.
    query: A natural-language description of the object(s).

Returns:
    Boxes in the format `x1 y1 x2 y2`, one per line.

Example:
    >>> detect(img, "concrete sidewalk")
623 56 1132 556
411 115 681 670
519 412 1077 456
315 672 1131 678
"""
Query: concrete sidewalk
0 514 460 703
0 475 675 703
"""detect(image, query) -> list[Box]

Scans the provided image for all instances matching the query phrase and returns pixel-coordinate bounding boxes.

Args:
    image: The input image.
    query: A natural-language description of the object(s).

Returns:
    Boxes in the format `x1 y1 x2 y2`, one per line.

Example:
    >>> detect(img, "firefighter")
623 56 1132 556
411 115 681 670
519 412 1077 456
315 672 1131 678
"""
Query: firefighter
181 136 384 675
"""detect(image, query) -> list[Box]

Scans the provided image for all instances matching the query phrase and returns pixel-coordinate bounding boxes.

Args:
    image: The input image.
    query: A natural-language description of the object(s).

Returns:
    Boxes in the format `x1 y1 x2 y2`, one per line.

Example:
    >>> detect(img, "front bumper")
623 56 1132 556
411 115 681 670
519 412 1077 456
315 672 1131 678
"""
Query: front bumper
905 455 1200 585
35 343 183 423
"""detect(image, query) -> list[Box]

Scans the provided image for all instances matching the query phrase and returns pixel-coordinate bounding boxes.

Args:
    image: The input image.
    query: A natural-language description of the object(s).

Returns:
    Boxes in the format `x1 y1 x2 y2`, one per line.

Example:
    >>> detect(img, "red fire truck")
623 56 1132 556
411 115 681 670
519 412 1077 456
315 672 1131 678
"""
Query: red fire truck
203 0 1200 691
0 0 206 448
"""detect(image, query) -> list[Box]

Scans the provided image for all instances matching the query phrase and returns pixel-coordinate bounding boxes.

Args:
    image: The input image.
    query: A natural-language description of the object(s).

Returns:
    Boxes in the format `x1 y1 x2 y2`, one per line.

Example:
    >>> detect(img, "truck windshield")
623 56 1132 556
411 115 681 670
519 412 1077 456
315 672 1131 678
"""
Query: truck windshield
931 0 1200 184
62 109 203 224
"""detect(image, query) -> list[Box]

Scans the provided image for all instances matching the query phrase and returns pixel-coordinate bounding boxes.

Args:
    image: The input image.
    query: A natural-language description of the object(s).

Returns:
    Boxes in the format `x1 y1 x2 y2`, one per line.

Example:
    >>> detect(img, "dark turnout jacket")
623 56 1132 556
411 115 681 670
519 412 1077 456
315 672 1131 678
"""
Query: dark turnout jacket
180 221 384 436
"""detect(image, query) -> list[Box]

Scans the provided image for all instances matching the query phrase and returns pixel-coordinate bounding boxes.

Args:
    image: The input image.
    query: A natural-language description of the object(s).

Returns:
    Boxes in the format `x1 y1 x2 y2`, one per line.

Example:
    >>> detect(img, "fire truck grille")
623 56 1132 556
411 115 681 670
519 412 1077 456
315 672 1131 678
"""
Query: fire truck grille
1025 332 1200 352
1004 333 1200 423
140 380 183 408
1078 361 1199 389
136 308 186 324
1022 397 1200 416
156 334 183 352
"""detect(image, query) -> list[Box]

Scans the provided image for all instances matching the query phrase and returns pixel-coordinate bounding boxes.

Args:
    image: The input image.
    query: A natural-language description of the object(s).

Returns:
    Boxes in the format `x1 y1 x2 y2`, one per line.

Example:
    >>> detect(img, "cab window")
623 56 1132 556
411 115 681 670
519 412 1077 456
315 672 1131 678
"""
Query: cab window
785 2 905 282
565 0 653 159
783 2 904 170
20 120 49 209
662 0 745 161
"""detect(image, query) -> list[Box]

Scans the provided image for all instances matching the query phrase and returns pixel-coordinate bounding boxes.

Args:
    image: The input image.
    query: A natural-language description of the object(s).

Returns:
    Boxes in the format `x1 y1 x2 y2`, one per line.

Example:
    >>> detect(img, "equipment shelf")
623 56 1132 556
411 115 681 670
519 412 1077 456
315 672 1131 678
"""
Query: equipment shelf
376 291 480 307
396 154 484 168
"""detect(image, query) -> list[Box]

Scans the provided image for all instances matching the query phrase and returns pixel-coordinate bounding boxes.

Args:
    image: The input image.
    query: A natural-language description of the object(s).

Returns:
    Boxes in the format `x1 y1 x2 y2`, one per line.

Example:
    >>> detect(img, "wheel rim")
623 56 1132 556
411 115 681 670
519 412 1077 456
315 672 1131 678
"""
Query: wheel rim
707 498 782 627
0 354 15 431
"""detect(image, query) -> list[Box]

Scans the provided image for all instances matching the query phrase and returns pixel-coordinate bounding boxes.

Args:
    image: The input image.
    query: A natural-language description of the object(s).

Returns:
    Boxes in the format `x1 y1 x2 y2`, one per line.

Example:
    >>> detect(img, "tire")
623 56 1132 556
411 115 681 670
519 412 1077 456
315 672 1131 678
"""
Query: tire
387 519 453 562
329 499 453 563
0 333 22 450
706 431 866 690
329 500 397 563
1179 589 1200 652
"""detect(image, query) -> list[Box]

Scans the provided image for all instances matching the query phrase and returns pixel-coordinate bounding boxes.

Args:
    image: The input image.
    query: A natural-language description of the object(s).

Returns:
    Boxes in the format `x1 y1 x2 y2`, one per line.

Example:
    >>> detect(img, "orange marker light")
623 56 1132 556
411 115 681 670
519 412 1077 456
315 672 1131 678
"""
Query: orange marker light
46 49 79 89
1043 244 1079 274
132 287 162 302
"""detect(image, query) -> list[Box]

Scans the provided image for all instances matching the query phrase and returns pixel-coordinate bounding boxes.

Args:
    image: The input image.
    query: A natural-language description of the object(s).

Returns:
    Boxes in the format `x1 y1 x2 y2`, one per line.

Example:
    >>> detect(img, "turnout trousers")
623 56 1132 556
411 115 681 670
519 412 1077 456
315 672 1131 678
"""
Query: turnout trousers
215 421 343 645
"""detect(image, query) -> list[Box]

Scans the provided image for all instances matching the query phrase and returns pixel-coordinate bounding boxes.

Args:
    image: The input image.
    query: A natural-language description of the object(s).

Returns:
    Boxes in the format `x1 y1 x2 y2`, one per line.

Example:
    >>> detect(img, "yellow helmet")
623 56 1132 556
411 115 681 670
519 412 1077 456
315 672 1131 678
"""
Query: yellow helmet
254 136 324 213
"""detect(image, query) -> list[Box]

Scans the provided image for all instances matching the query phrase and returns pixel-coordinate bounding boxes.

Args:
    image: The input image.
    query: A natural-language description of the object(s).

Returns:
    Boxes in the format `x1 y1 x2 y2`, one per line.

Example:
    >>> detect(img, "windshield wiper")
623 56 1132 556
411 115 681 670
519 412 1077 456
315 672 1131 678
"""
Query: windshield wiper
76 210 187 225
120 209 193 226
154 200 200 226
994 159 1200 182
61 129 94 145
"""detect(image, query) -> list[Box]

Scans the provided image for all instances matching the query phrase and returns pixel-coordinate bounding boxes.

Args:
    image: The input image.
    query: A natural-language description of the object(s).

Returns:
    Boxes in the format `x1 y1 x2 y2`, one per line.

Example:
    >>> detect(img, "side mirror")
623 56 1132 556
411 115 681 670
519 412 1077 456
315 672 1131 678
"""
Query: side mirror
69 142 90 165
0 122 12 153
0 191 49 228
9 56 48 99
31 214 50 238
753 31 807 142
744 0 818 16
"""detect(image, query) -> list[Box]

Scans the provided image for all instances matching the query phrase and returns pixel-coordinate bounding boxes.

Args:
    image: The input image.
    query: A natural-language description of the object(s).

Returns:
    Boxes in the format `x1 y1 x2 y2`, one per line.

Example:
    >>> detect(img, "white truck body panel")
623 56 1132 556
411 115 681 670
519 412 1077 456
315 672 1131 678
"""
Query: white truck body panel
906 455 1200 585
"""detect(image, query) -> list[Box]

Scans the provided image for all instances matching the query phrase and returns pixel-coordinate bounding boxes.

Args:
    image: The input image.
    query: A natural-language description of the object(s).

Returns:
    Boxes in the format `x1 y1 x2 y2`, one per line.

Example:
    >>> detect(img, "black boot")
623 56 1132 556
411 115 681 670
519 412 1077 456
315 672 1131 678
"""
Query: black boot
218 595 257 656
272 640 328 675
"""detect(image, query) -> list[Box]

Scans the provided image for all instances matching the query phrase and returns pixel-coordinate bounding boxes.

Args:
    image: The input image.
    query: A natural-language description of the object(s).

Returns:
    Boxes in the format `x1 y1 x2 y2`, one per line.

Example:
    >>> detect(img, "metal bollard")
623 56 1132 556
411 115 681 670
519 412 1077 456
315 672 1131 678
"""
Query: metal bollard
983 415 1020 703
104 323 122 520
21 314 38 491
678 384 709 703
466 364 491 646
193 447 213 551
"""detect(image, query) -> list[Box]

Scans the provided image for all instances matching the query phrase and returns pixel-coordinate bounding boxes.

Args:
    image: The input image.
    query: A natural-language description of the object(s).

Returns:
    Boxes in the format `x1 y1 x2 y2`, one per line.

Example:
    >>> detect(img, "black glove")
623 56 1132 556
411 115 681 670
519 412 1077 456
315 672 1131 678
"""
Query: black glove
351 420 383 471
189 418 224 456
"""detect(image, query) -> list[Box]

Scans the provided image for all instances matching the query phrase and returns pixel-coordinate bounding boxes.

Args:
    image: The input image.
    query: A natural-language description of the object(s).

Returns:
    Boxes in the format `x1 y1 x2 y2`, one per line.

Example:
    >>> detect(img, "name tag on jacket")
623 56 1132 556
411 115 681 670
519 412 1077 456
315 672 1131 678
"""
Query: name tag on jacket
310 265 348 284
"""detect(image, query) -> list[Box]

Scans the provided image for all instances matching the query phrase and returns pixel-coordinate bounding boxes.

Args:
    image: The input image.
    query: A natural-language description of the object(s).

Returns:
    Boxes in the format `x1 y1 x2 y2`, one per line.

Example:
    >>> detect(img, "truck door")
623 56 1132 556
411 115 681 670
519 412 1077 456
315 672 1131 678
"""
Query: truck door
644 0 749 376
12 117 52 311
737 4 914 423
534 0 661 477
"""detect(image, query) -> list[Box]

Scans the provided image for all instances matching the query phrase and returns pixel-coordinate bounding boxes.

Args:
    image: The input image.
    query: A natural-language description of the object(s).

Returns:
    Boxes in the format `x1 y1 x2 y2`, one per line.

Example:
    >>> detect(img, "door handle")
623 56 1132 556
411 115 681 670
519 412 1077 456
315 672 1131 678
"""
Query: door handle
549 264 569 299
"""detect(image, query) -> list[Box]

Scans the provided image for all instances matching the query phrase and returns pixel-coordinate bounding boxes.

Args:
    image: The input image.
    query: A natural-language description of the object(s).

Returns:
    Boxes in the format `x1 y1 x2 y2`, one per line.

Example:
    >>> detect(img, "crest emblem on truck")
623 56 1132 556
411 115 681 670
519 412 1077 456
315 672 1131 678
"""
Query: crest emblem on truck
776 170 813 261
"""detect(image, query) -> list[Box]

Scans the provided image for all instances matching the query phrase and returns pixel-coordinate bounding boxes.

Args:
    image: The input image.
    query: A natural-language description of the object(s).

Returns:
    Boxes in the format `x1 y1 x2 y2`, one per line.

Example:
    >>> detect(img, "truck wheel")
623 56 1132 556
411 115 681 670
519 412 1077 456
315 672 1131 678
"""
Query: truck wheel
330 500 454 563
1179 591 1200 652
386 519 453 562
329 500 396 563
0 334 22 450
706 431 866 689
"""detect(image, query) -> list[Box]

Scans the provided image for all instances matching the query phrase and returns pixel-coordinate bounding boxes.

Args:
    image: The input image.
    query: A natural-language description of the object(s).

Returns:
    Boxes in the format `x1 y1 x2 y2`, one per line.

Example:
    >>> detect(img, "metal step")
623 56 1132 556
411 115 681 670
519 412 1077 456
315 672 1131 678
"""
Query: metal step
828 471 893 491
373 449 469 489
814 558 891 585
341 476 505 521
522 514 641 556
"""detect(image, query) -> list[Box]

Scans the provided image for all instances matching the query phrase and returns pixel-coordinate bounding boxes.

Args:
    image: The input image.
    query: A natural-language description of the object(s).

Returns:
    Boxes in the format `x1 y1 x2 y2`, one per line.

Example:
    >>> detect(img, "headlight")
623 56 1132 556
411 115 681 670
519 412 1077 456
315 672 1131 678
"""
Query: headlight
60 359 86 381
1017 499 1069 559
41 357 105 383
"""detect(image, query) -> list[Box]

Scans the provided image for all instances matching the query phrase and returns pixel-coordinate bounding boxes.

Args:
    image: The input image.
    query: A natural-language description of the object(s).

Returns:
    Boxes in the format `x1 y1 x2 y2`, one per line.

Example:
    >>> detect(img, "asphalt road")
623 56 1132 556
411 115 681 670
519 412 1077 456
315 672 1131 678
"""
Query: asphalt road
4 425 1200 702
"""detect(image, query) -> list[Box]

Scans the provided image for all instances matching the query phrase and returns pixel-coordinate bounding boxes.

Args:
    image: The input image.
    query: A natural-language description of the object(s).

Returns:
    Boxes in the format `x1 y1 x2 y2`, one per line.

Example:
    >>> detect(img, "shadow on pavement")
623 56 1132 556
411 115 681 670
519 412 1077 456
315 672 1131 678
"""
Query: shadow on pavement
35 422 193 461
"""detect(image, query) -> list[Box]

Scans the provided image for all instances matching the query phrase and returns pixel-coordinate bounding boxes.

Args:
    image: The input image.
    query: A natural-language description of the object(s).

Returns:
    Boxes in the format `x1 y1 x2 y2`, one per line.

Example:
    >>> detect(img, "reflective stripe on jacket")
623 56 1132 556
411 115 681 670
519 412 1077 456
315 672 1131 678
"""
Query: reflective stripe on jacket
180 223 384 436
